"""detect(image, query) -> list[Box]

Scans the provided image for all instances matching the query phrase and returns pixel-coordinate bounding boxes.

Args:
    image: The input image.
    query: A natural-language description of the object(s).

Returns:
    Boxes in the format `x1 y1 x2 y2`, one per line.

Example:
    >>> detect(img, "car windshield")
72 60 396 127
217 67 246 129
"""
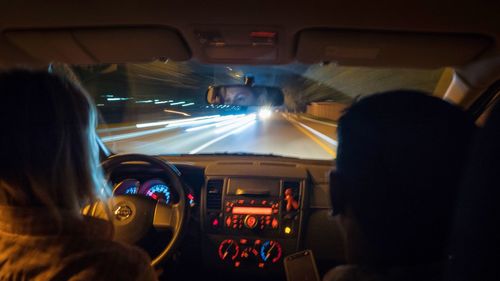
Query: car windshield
71 61 448 160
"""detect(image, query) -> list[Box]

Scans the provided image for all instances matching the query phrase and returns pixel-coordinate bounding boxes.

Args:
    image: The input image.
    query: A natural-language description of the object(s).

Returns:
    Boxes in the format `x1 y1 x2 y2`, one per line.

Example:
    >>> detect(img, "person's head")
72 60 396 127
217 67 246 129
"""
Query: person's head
330 90 476 267
222 86 256 106
0 69 109 219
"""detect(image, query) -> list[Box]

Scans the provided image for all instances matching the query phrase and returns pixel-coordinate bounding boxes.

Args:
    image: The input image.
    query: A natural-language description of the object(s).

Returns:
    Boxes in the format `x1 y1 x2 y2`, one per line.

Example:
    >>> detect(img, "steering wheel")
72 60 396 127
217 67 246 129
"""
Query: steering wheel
101 154 188 266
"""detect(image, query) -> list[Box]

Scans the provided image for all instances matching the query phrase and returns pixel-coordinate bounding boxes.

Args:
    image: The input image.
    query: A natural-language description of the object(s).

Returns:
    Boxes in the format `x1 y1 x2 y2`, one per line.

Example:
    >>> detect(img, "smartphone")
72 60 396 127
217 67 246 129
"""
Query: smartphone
284 250 321 281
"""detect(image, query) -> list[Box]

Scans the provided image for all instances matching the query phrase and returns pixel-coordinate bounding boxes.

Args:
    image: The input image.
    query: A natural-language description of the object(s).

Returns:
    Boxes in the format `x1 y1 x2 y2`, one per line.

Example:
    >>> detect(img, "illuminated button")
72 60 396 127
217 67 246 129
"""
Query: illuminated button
235 261 240 267
238 200 245 204
284 226 292 234
271 218 279 229
258 263 265 268
233 224 238 229
273 209 279 214
240 239 248 244
262 200 267 205
250 200 255 205
212 218 219 228
225 208 231 212
225 217 232 227
244 215 258 229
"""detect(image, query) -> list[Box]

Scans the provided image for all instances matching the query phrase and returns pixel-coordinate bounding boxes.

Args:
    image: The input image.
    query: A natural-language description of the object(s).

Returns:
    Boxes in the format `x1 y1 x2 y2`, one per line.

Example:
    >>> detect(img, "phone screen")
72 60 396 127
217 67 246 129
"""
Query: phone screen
284 250 320 281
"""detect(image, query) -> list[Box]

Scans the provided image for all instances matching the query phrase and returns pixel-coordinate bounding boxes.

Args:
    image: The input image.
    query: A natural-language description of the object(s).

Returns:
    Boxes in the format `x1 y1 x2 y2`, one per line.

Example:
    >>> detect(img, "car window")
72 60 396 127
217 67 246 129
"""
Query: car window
72 61 448 160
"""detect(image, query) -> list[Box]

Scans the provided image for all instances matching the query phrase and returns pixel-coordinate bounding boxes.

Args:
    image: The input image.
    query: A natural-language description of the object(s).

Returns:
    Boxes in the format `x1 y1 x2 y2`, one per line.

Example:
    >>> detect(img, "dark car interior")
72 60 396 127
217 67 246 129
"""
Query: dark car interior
1 1 500 280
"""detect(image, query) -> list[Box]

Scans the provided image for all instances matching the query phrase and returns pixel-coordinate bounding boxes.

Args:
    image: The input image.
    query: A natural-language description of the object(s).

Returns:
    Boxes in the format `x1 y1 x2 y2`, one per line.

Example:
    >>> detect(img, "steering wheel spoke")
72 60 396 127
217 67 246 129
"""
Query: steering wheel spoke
153 202 180 230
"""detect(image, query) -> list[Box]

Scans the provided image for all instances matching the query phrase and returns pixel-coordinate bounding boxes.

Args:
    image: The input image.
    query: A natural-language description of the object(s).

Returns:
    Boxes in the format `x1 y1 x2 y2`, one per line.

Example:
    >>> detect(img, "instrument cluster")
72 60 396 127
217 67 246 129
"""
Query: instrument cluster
113 178 174 204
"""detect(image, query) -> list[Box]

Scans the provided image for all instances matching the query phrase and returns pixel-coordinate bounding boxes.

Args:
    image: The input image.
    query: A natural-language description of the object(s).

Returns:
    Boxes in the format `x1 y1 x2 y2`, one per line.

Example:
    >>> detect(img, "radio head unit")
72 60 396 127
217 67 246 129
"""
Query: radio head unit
204 177 302 238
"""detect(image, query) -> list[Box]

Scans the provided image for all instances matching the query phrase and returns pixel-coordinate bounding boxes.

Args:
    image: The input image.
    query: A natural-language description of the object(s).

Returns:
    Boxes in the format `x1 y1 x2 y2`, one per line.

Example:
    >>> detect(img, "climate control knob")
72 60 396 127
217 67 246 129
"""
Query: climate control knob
244 215 258 229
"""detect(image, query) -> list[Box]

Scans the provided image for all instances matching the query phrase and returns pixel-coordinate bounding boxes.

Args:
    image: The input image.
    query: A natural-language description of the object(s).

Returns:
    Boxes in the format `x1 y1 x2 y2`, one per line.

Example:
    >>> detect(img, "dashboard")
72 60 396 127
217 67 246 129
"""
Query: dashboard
107 156 343 280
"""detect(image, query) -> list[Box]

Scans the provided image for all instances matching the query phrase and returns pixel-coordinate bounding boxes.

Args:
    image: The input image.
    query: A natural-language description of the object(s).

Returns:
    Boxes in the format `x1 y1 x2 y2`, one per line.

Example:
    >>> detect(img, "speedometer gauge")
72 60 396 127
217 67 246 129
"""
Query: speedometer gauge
113 179 140 195
140 179 171 204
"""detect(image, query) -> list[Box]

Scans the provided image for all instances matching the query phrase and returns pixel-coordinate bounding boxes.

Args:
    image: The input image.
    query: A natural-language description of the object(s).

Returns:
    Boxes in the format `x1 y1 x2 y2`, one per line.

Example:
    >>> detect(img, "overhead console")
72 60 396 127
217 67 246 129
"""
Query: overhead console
201 161 308 275
192 25 284 64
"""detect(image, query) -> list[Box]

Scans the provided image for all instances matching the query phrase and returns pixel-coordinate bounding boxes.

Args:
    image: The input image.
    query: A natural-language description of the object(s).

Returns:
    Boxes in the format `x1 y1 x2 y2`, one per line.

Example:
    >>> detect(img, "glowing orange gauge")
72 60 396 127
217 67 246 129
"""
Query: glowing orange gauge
218 239 239 261
260 240 282 263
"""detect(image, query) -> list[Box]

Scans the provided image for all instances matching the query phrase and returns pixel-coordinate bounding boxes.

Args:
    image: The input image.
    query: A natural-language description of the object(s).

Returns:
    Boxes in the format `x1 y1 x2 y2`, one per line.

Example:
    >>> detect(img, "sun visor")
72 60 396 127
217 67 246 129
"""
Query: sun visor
296 29 492 68
3 27 190 65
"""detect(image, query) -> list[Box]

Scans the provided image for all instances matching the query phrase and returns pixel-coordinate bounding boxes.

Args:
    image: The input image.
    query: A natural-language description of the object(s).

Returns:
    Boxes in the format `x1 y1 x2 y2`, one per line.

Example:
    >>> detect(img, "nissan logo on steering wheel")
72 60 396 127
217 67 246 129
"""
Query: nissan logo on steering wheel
114 204 133 221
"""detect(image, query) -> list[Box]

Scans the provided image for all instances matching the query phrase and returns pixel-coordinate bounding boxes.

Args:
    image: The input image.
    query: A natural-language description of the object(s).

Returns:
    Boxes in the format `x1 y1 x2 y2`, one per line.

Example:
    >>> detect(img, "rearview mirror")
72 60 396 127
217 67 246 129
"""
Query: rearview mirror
206 85 284 106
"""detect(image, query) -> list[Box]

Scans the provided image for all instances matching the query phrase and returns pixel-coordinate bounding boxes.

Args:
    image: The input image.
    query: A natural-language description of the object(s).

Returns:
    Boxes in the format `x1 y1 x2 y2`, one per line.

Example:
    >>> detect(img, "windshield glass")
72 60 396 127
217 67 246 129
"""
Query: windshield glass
72 61 448 160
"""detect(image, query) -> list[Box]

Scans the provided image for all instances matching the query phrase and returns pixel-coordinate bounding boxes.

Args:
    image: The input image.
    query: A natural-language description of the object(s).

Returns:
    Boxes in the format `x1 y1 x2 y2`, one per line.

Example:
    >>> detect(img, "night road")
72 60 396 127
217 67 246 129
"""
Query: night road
99 113 337 160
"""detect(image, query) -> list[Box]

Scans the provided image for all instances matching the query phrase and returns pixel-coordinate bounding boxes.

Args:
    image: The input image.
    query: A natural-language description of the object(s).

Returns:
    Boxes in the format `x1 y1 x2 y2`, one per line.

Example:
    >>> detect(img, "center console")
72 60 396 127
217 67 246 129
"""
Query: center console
201 162 308 275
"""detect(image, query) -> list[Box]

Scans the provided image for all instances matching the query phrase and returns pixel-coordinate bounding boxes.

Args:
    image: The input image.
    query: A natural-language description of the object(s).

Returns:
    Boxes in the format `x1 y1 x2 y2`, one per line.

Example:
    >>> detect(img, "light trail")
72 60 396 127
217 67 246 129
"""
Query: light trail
215 114 257 134
101 127 175 142
163 109 191 116
185 114 247 132
170 101 185 105
136 115 220 128
97 125 136 133
104 115 242 142
188 119 256 154
165 115 238 128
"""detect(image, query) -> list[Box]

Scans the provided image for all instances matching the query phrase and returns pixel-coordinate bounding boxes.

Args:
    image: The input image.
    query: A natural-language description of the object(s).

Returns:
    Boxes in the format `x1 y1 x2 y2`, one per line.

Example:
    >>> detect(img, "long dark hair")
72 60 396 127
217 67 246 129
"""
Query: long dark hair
0 70 110 221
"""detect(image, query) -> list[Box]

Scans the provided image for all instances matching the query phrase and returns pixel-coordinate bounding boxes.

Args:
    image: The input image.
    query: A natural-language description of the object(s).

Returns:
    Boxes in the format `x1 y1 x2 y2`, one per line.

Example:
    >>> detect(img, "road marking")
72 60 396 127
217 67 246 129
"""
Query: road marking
286 116 337 158
298 115 338 127
297 123 338 145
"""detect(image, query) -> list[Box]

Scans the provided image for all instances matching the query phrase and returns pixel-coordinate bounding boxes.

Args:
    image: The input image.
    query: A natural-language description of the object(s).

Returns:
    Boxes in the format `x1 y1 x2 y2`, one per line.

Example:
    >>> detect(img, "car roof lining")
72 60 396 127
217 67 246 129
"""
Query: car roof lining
1 0 499 92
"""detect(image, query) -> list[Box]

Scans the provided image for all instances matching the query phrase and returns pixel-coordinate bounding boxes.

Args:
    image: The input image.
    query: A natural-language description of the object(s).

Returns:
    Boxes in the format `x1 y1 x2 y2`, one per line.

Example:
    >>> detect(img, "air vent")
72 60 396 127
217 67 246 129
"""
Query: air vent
206 179 223 210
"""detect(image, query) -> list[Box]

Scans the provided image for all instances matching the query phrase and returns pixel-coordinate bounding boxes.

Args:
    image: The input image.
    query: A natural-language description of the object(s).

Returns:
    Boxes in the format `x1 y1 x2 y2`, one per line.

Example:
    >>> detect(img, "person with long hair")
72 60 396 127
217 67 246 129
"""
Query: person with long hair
0 70 157 280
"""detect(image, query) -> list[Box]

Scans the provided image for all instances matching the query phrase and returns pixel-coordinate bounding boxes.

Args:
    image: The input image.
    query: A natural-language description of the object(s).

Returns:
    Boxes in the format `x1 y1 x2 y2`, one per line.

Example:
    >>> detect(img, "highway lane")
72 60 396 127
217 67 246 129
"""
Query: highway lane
99 113 337 160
